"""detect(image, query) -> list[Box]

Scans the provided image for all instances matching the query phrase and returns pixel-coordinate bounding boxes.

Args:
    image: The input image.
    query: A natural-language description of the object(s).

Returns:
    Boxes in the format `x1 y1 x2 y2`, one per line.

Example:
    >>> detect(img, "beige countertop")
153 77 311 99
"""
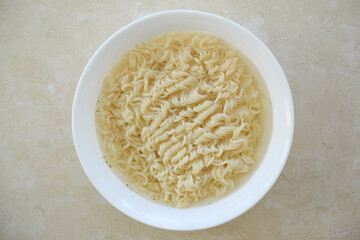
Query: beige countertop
1 1 359 239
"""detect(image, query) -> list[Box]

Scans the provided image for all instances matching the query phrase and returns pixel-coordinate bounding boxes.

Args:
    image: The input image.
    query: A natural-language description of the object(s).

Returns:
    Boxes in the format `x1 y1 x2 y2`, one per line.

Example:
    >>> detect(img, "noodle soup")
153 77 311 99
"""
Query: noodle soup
95 32 271 208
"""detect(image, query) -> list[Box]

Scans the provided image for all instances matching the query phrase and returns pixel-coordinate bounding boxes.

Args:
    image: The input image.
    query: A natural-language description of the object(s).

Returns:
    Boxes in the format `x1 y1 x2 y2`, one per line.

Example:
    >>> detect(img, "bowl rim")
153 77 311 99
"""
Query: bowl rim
72 10 294 231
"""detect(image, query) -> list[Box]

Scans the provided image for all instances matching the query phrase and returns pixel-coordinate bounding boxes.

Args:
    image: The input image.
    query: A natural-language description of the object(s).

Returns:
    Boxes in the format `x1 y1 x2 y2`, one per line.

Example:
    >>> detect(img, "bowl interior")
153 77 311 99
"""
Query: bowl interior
72 10 294 231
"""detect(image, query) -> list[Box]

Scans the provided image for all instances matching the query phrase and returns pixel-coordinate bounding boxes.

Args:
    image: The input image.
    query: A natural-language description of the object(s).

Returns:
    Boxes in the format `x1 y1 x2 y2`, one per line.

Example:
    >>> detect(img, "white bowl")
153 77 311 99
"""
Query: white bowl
72 10 294 231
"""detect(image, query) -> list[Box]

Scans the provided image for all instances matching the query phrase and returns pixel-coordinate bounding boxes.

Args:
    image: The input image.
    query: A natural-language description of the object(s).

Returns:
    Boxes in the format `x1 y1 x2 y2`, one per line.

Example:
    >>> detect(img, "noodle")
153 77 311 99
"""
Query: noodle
95 32 261 208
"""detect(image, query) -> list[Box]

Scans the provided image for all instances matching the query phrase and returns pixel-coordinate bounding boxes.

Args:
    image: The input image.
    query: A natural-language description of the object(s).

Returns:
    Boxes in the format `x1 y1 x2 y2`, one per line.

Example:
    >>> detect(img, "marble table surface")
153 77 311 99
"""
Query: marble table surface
1 1 359 239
